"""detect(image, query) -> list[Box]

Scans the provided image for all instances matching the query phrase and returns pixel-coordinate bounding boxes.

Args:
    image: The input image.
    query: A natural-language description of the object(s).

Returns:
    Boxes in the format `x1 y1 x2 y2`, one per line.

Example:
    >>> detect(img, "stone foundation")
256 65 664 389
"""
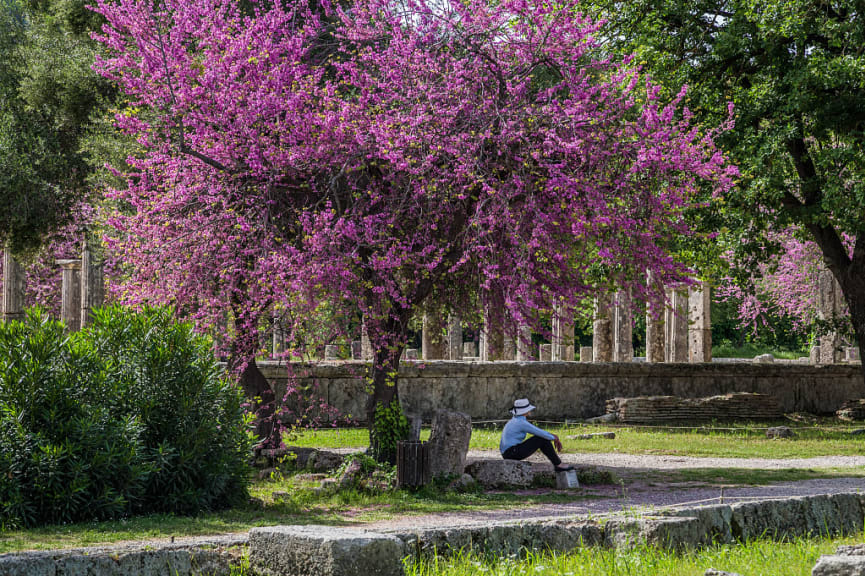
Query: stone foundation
260 361 865 423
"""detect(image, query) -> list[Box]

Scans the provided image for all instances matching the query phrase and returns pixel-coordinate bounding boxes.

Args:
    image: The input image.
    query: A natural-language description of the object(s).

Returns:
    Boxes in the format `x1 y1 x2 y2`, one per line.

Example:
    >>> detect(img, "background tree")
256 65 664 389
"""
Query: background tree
588 0 865 372
0 0 114 253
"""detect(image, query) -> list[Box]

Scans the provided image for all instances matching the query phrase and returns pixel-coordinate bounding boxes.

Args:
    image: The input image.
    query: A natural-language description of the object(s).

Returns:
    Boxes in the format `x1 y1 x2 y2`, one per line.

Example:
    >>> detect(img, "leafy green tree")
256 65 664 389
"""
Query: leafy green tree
0 0 115 253
590 0 865 369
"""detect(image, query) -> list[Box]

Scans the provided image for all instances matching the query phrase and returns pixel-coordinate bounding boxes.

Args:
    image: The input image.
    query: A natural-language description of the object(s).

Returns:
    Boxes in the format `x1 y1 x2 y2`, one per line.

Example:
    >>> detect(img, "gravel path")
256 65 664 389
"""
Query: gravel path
361 451 865 532
493 450 865 472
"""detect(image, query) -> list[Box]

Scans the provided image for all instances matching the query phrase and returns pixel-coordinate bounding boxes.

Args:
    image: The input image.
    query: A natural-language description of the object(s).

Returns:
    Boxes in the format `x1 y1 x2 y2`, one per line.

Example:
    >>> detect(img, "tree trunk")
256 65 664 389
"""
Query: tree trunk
229 306 279 448
365 314 411 464
237 356 279 447
837 273 865 384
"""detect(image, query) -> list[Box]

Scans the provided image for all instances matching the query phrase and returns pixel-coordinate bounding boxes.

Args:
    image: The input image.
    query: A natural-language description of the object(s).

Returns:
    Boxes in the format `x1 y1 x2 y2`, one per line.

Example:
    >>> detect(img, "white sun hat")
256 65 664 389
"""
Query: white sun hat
510 398 536 416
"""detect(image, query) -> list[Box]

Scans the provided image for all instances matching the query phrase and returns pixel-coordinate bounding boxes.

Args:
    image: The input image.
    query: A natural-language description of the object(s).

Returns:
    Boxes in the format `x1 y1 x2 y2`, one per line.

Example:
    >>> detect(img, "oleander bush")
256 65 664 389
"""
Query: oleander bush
0 306 252 528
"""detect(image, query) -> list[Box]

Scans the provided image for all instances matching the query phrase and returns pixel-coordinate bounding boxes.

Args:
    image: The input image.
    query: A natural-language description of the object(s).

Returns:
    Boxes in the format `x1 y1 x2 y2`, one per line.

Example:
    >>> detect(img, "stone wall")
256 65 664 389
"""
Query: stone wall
259 361 865 423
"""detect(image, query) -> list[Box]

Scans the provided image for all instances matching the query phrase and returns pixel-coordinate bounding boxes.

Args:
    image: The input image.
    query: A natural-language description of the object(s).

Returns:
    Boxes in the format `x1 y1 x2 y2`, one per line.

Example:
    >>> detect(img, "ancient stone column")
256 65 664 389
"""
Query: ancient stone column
665 288 689 362
551 304 575 361
361 317 374 361
613 290 633 362
2 250 25 322
479 309 504 362
818 270 844 364
462 341 477 358
592 294 613 362
688 281 712 363
539 343 552 361
80 241 104 329
516 324 532 361
447 314 463 360
502 334 516 361
57 259 82 331
422 312 446 360
645 273 666 363
579 346 593 362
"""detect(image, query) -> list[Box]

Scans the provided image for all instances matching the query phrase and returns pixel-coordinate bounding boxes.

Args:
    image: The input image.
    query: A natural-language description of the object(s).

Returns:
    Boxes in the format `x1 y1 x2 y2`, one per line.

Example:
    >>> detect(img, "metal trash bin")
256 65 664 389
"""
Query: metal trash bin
396 440 430 488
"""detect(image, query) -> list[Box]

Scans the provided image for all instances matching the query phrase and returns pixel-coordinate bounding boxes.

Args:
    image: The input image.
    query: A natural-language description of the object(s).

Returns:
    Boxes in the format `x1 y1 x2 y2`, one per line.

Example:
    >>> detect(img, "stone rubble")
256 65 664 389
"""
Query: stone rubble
606 393 783 423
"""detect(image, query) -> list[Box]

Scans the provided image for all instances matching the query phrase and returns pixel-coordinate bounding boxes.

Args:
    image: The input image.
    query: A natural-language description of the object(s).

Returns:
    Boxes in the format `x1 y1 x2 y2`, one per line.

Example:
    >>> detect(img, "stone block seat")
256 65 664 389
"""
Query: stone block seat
464 459 537 488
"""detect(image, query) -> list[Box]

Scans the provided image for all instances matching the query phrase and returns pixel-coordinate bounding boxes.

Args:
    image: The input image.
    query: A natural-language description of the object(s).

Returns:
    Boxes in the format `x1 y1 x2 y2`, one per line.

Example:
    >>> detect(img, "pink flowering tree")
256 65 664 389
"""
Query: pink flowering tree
717 226 852 339
92 0 736 458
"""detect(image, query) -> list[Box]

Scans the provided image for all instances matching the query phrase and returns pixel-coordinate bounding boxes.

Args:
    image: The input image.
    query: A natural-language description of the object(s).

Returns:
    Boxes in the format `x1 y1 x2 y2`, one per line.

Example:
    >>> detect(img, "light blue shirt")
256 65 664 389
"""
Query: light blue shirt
499 415 555 453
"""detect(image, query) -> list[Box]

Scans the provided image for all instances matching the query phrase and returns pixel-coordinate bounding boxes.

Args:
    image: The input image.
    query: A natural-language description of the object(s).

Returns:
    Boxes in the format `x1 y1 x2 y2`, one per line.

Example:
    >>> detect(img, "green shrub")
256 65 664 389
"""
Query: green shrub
0 306 253 528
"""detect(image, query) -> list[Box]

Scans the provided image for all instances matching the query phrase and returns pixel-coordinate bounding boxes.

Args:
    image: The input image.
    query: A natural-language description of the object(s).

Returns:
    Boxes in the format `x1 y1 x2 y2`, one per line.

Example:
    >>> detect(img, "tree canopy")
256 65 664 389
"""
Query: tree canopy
589 0 865 362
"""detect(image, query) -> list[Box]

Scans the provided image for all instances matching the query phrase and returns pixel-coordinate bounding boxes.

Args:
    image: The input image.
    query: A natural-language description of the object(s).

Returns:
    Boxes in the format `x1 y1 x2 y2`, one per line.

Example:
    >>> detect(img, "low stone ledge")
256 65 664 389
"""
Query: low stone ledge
812 544 865 576
248 526 406 576
0 535 246 576
389 519 604 558
388 492 865 560
729 493 865 541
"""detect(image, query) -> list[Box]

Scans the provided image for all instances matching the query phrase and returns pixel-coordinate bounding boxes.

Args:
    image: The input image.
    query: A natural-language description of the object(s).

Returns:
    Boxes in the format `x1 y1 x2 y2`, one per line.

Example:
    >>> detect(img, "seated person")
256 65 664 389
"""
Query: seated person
500 398 574 472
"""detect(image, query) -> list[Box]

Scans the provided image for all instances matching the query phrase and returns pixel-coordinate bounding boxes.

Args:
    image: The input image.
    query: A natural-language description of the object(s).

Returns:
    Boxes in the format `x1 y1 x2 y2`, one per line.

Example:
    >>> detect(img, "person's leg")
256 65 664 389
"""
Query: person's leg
503 436 562 466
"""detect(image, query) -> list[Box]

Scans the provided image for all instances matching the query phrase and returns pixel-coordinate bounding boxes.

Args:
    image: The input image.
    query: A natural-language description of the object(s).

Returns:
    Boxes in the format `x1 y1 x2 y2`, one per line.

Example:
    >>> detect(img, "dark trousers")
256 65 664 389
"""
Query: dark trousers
502 436 561 466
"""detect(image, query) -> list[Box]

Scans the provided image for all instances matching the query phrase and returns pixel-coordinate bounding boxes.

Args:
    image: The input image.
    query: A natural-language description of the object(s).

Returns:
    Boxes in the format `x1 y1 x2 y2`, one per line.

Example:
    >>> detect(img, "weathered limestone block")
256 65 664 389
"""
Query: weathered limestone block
325 345 340 361
579 346 593 362
766 426 794 439
555 469 579 489
249 526 406 576
1 250 25 322
0 536 244 576
351 340 363 360
813 544 865 576
427 410 472 479
465 459 534 488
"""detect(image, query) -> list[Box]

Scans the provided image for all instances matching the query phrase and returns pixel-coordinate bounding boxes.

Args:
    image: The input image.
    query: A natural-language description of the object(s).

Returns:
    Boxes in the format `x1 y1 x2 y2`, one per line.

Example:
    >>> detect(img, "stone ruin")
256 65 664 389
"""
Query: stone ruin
605 393 783 424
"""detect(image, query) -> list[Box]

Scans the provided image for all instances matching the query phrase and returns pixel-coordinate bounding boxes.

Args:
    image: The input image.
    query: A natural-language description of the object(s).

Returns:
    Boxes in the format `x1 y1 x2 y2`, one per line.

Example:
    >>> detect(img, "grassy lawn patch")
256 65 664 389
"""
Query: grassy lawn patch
642 467 865 486
405 535 865 576
0 476 595 554
712 342 809 359
289 420 865 459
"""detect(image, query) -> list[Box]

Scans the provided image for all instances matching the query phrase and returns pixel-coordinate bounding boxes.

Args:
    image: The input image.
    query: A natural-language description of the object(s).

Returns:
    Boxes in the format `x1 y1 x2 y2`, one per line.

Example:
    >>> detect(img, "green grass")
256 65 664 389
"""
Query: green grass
288 420 865 459
712 341 809 359
405 535 865 576
646 466 865 486
0 476 594 554
6 422 862 554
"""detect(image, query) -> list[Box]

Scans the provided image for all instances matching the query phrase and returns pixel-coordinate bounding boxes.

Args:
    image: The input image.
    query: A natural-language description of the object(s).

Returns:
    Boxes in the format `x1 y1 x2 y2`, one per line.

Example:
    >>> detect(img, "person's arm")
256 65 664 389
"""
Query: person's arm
522 420 563 451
